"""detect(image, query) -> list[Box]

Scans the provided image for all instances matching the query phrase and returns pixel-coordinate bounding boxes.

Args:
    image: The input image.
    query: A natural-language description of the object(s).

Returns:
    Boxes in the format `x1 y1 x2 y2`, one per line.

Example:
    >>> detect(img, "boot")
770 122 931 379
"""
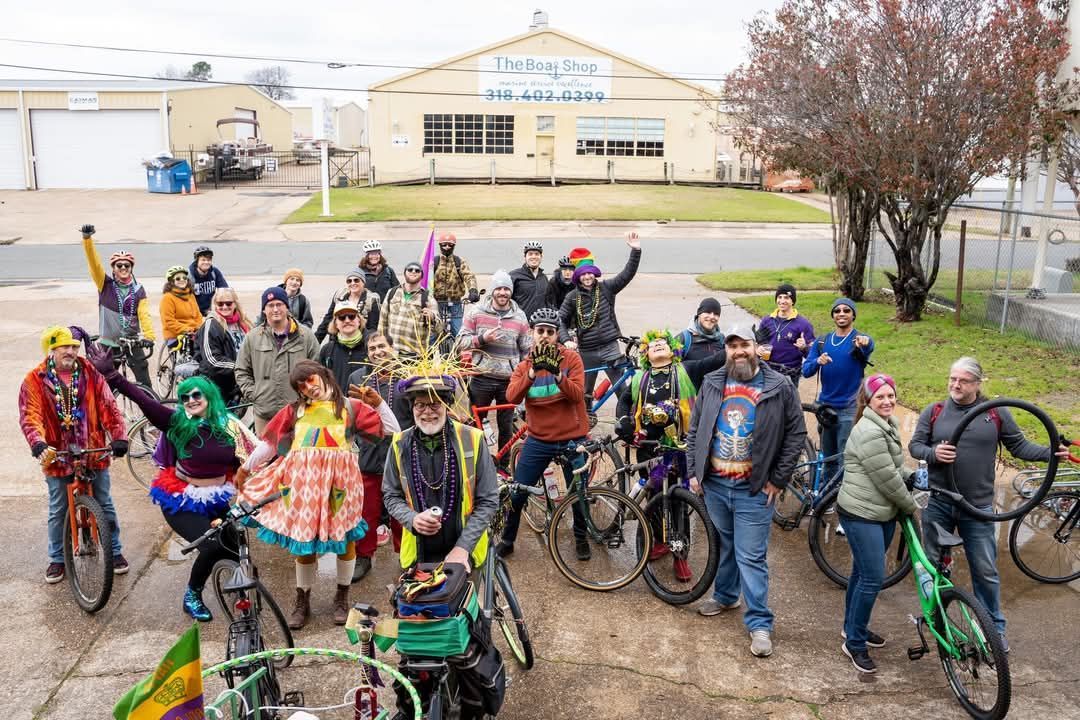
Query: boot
182 587 212 622
288 588 311 630
351 556 373 583
333 584 350 625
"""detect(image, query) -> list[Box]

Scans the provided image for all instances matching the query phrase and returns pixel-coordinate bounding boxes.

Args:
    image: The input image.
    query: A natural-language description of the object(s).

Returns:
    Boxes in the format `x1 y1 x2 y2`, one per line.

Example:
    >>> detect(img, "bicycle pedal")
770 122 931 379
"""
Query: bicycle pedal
283 690 304 706
907 646 926 661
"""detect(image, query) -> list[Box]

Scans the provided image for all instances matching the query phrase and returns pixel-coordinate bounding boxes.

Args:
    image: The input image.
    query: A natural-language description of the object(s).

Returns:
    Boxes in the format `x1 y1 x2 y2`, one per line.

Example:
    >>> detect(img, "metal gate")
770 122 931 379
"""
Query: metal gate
171 146 370 189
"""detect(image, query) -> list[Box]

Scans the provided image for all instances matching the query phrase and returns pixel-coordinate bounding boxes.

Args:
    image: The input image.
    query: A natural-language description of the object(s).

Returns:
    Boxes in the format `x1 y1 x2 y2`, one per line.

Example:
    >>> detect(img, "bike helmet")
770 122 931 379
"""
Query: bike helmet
557 255 574 268
362 239 383 253
193 245 213 259
109 250 135 268
438 232 457 245
523 240 543 253
165 265 188 282
529 307 560 328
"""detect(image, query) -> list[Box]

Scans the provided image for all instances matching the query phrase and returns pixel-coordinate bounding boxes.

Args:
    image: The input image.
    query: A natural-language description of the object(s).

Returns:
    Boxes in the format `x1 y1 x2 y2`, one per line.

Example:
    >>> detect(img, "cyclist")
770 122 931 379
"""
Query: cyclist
457 270 532 470
19 326 128 584
195 288 253 406
319 299 371 394
379 262 442 357
159 266 203 342
188 246 229 316
679 297 725 364
279 268 314 328
238 361 399 628
545 255 576 311
315 268 381 343
558 232 642 408
510 240 551 318
382 373 499 571
80 224 154 388
86 343 258 622
496 307 592 560
360 239 399 302
755 284 814 387
431 232 479 338
908 356 1068 652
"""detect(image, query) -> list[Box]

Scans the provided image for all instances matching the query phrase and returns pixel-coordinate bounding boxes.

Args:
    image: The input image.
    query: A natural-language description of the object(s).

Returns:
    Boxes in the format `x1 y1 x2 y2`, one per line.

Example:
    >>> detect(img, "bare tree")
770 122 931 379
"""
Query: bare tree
1055 129 1080 217
245 66 296 101
156 61 212 81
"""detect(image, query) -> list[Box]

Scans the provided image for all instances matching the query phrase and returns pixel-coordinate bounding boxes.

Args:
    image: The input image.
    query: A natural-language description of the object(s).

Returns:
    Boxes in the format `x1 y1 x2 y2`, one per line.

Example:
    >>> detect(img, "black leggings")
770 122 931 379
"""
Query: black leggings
163 509 239 592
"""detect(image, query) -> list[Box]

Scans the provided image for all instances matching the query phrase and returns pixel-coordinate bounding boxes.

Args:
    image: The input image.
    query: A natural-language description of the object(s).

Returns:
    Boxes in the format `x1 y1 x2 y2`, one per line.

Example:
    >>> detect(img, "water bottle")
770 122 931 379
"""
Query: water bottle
482 418 496 446
914 460 929 491
627 474 649 500
914 561 935 600
543 468 561 501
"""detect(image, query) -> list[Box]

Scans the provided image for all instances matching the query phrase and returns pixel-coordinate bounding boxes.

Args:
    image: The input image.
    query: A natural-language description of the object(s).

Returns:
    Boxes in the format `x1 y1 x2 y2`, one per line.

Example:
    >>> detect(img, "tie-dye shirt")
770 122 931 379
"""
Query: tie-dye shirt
709 372 764 480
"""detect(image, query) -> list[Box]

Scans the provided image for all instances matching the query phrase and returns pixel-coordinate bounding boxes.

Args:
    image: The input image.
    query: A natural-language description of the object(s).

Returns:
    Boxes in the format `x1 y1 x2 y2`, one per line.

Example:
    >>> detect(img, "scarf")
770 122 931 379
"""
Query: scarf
692 319 723 341
337 332 364 349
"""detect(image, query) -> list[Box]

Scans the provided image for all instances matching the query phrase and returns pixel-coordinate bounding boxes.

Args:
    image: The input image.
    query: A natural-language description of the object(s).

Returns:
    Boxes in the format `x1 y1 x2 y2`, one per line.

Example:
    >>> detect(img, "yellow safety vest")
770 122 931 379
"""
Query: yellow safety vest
390 422 489 569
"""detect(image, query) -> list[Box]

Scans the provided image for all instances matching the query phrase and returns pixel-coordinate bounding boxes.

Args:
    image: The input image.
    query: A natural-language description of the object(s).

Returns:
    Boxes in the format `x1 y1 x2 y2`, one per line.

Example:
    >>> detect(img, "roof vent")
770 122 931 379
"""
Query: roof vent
529 10 549 31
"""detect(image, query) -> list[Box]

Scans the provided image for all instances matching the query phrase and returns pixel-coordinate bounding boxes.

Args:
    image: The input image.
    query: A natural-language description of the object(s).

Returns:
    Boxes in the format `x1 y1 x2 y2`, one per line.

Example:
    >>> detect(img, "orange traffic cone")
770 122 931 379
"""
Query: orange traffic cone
181 184 188 195
189 173 198 195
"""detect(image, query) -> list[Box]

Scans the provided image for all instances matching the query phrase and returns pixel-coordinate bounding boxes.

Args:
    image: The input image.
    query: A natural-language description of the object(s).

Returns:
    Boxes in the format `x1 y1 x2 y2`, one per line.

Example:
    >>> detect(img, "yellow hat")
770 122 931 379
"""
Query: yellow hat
41 325 81 355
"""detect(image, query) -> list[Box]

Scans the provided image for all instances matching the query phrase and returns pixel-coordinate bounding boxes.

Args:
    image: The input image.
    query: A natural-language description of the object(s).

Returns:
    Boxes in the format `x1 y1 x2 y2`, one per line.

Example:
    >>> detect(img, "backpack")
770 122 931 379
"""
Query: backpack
679 329 693 357
929 402 1001 436
433 254 463 277
387 284 430 311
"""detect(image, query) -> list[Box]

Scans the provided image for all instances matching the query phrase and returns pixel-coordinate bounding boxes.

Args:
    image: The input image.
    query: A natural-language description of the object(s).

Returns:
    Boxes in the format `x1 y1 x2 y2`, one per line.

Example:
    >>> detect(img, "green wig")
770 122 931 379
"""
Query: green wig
166 376 236 459
638 329 684 370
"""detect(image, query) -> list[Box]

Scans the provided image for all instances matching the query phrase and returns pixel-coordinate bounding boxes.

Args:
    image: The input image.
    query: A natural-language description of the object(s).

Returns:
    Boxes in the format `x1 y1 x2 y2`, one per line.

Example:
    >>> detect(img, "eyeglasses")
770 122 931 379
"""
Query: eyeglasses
179 390 204 403
336 313 358 321
346 278 363 284
534 326 557 336
948 376 979 386
414 400 442 411
215 300 235 307
113 263 132 270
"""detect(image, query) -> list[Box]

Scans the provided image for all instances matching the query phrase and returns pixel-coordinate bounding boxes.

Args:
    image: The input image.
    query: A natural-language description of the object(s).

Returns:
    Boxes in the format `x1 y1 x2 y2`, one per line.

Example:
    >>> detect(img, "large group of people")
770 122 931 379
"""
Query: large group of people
18 224 1069 683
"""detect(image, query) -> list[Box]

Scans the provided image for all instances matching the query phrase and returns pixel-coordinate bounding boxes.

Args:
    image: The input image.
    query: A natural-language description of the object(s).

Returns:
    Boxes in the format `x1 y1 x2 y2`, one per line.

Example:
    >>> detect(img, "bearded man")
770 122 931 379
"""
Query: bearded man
685 325 805 659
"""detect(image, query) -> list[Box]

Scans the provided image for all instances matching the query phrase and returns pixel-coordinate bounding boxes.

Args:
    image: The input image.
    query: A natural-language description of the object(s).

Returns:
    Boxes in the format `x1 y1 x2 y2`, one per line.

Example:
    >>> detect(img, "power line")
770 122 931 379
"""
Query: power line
0 37 728 83
0 63 725 102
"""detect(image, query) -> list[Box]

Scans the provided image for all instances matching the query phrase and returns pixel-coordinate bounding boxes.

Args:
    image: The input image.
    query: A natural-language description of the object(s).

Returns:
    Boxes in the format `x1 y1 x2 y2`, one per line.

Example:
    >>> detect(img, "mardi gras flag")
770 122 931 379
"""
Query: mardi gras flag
420 225 436 290
113 624 204 720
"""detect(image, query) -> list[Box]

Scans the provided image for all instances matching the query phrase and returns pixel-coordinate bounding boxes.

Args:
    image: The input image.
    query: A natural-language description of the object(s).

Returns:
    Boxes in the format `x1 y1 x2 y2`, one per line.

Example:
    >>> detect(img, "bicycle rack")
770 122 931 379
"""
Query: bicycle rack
906 614 929 661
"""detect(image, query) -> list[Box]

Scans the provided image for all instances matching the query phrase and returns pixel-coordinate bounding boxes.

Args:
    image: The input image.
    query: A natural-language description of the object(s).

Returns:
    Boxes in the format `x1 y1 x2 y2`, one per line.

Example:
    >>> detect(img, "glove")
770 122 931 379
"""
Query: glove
615 417 634 442
31 441 49 458
468 288 480 303
351 385 384 408
111 439 129 458
85 341 120 380
531 343 563 374
68 326 89 343
79 224 95 237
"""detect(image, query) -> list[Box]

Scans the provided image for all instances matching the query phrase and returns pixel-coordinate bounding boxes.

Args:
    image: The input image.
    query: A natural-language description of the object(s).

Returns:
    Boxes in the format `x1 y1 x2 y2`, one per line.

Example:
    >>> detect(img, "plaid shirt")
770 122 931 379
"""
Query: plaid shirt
432 254 477 302
379 286 444 355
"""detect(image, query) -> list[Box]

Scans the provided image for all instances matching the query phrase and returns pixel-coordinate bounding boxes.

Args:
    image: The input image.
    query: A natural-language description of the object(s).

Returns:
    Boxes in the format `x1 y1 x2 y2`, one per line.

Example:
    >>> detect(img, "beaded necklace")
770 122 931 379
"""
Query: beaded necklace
46 357 83 430
575 286 601 329
370 371 394 407
409 425 458 513
113 281 138 332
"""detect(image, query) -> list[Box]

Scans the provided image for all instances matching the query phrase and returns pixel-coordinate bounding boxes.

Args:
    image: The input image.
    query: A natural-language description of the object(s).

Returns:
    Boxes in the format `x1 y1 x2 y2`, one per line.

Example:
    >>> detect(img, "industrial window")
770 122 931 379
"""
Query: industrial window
423 114 514 154
575 117 665 157
536 115 555 132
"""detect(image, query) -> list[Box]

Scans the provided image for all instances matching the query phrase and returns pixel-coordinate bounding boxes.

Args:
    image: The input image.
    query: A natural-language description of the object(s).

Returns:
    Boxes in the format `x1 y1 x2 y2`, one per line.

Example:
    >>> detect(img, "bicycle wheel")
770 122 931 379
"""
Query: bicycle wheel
63 494 114 613
588 440 628 494
639 487 718 605
1008 490 1080 584
773 437 816 530
125 417 162 491
224 623 283 710
807 487 911 590
933 586 1010 720
547 486 650 592
155 343 176 399
493 559 534 669
507 442 550 534
211 561 295 669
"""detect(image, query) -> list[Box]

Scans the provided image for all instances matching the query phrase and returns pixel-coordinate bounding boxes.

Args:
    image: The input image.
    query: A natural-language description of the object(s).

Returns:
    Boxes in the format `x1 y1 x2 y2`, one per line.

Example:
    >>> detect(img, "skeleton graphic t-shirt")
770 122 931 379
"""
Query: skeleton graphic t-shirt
709 373 764 480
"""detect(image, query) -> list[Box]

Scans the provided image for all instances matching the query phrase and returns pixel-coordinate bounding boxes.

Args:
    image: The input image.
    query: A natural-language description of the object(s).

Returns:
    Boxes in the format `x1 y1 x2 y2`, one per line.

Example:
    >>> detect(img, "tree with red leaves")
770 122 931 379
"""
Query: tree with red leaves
726 0 1071 320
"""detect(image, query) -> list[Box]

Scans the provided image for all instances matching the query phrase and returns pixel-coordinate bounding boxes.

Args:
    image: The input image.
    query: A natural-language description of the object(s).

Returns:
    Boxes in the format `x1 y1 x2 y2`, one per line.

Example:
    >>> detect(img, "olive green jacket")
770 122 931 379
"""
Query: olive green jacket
837 408 918 521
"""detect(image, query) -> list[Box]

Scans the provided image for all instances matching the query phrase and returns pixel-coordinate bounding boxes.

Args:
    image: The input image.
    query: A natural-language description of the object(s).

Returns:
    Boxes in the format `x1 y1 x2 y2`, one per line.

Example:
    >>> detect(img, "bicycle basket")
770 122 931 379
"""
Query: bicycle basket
375 582 479 658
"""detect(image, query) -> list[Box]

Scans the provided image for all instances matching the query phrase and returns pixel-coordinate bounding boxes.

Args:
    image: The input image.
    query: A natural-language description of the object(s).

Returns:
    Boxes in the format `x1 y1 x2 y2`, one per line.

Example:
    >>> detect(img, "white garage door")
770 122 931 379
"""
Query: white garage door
0 109 25 190
31 109 162 189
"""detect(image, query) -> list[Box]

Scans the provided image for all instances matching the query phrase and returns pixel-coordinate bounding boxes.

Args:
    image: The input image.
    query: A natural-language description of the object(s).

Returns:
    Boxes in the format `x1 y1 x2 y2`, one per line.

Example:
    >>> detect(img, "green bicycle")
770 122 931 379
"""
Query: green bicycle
902 492 1010 720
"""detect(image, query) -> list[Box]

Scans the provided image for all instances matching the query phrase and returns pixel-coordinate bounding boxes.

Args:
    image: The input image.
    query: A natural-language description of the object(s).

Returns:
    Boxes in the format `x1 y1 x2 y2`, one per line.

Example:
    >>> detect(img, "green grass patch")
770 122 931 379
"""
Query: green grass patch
285 185 833 223
698 267 839 292
734 292 1080 438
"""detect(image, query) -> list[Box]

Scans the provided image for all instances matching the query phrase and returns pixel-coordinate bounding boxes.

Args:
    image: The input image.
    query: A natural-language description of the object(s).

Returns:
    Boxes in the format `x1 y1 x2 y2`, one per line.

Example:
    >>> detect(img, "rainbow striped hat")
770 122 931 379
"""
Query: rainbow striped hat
568 247 602 283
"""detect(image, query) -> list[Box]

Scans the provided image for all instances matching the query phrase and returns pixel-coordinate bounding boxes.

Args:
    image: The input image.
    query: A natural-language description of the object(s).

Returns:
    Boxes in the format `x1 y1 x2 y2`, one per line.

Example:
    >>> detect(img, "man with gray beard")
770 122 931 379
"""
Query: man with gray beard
686 325 805 658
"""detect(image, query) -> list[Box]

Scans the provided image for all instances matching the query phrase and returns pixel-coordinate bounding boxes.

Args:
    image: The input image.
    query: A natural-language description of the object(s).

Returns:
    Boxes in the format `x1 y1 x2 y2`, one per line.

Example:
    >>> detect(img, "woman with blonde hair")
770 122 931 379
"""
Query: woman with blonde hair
160 266 203 341
195 287 252 404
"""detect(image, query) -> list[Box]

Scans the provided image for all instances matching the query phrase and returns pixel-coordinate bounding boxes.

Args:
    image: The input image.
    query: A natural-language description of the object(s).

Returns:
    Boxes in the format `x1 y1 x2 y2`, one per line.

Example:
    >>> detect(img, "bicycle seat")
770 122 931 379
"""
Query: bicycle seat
932 522 965 549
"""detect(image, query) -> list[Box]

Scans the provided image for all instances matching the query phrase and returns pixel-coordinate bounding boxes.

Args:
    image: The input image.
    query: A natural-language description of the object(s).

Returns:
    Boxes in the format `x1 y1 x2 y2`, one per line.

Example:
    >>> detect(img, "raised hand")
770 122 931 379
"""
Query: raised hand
86 341 119 379
80 224 96 238
625 231 641 249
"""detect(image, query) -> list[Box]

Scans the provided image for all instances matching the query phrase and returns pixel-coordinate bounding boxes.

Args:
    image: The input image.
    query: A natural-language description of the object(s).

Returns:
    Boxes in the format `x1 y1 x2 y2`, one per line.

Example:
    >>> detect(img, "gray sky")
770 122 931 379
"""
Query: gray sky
2 1 781 106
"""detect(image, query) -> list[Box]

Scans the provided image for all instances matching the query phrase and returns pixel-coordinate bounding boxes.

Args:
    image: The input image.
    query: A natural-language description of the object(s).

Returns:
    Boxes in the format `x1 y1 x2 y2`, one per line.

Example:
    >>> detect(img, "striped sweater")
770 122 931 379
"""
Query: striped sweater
506 345 590 441
456 296 532 380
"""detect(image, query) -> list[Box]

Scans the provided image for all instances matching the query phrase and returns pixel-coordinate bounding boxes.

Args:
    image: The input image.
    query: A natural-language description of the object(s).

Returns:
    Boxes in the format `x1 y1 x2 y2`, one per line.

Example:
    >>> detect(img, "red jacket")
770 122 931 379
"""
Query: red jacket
19 357 126 477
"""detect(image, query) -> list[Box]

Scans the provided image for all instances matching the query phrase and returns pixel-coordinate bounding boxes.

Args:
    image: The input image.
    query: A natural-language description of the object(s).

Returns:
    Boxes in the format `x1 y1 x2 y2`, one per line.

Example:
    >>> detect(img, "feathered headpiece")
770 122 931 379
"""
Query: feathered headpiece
638 329 684 370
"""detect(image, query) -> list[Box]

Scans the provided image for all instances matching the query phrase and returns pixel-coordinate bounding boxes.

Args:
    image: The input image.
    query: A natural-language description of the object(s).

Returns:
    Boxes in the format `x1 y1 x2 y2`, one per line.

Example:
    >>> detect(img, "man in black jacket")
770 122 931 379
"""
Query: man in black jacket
510 240 551 317
318 299 370 393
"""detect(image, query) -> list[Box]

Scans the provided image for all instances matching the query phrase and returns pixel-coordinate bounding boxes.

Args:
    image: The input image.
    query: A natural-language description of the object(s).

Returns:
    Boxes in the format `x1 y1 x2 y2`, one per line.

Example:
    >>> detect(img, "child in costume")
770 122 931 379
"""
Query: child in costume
238 360 400 629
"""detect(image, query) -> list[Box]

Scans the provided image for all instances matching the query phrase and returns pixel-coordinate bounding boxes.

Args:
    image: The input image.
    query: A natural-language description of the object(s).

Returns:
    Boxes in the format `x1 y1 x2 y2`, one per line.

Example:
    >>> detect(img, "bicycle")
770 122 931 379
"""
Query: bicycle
1010 465 1080 499
155 330 197 399
181 491 295 714
52 446 115 613
486 479 536 669
582 335 640 422
87 334 159 465
1008 456 1080 584
901 491 1010 719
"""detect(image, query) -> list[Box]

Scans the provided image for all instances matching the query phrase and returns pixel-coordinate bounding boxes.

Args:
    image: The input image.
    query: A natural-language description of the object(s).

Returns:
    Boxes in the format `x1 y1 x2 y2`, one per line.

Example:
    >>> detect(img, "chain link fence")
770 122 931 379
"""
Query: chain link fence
866 202 1080 352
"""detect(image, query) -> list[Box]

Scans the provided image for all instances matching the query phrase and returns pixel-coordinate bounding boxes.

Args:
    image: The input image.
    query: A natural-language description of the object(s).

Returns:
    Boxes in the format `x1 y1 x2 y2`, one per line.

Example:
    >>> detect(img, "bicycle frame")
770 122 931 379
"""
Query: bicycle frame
586 359 636 414
62 451 109 556
470 402 528 464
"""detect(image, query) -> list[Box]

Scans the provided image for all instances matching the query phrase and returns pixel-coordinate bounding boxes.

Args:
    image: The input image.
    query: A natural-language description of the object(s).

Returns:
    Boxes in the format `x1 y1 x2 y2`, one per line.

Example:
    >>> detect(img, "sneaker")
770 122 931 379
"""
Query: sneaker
999 632 1010 654
182 587 213 622
351 556 373 583
698 598 741 616
842 628 886 648
495 540 515 558
842 642 877 673
45 562 65 584
113 554 129 575
649 542 671 561
750 630 773 658
376 524 391 547
673 557 692 582
575 537 592 561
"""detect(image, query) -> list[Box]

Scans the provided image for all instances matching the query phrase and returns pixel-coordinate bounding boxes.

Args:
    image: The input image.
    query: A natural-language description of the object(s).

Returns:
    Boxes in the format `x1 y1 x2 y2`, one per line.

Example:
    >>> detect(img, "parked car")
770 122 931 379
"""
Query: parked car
765 170 815 193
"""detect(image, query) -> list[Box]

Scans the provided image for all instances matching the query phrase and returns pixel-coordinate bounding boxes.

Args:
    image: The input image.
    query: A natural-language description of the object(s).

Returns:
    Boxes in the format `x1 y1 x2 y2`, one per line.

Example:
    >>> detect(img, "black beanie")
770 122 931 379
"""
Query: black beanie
695 297 723 317
775 283 797 305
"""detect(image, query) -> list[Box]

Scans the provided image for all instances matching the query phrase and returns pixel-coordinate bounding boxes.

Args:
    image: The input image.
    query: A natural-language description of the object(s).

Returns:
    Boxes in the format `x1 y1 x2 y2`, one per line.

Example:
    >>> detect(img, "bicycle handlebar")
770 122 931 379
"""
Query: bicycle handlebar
179 490 284 555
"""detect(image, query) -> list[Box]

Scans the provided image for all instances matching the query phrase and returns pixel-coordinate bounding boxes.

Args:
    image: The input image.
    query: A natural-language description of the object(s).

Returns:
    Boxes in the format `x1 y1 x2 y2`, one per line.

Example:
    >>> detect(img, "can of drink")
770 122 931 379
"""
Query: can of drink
429 506 443 520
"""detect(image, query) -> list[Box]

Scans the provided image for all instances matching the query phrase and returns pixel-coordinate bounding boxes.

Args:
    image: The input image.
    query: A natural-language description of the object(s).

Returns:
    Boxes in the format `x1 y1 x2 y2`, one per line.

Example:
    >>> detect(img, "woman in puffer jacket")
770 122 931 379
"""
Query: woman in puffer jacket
836 373 917 675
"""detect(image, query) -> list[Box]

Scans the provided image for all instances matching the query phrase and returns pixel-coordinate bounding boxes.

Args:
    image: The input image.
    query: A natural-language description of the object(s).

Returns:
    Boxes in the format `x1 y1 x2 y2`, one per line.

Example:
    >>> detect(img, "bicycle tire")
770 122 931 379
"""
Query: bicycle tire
494 559 534 669
639 486 718 605
507 442 549 534
942 398 1061 522
211 561 296 669
933 586 1011 720
547 486 651 592
224 621 284 712
125 417 161 491
155 343 176 399
589 439 628 494
63 494 114 613
773 437 816 529
1007 490 1080 584
807 487 911 590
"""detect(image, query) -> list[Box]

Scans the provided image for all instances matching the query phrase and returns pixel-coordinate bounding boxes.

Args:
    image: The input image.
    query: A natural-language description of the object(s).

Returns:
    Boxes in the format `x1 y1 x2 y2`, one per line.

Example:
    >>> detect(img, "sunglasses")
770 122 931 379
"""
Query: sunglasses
172 274 188 280
113 263 132 270
179 390 204 403
336 313 358 321
215 300 235 307
346 278 363 284
405 267 422 273
534 326 557 336
832 307 853 315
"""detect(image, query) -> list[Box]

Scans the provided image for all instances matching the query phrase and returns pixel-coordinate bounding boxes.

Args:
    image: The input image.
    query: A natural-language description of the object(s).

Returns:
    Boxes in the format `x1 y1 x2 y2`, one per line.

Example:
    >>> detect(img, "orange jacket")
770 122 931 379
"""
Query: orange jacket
160 289 203 340
506 345 590 442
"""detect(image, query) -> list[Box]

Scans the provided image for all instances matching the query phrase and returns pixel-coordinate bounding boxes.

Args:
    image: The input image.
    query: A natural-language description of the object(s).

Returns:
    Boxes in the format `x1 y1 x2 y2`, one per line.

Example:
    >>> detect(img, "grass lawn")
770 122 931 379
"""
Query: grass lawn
285 185 833 223
699 267 839 292
733 291 1080 438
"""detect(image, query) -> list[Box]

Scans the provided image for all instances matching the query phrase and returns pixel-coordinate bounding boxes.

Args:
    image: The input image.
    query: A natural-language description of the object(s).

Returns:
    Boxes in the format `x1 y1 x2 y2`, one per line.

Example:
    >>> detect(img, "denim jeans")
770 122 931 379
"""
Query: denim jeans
501 435 586 544
46 469 122 563
842 513 896 652
922 496 1005 633
438 301 464 339
820 404 856 483
702 476 775 632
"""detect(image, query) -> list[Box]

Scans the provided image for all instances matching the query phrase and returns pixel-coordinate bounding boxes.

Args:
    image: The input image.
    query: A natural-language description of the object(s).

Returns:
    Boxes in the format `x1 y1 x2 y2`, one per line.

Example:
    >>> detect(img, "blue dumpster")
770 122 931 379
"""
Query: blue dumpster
146 159 192 194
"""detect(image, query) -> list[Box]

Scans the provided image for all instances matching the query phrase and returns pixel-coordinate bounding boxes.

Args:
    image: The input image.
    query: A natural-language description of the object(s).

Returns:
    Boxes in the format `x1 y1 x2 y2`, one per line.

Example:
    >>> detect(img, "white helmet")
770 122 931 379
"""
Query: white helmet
523 240 543 253
362 240 383 253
